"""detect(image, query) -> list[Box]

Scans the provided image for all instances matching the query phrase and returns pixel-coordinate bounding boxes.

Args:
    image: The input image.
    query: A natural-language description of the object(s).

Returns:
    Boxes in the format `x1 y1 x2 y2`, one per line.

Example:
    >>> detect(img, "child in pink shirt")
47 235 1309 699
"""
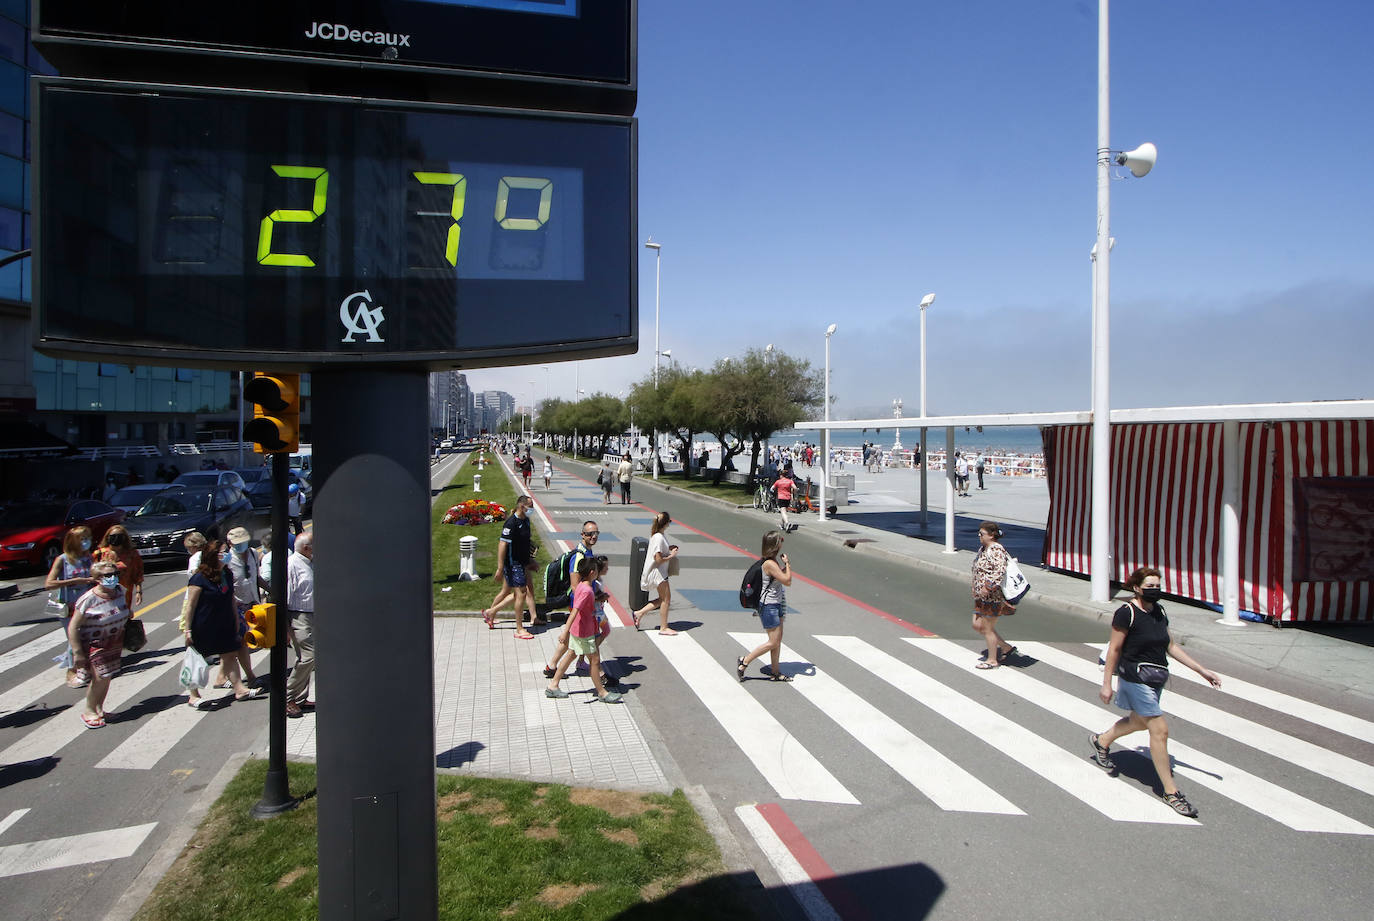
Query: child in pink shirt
545 557 623 703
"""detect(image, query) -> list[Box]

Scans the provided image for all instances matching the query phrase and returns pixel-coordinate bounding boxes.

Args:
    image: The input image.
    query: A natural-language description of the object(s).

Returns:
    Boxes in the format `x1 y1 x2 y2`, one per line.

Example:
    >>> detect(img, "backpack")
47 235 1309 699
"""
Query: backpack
739 559 767 610
543 550 577 603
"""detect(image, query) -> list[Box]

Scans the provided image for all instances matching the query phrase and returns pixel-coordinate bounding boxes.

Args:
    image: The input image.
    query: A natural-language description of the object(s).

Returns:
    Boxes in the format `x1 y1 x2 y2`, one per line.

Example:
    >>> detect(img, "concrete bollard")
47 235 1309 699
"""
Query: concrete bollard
458 535 480 581
473 474 482 493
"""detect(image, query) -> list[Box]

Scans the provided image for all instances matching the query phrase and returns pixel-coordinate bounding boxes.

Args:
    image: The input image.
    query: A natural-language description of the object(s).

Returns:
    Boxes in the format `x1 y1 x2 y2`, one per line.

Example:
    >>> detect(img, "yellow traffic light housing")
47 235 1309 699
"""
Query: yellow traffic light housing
244 603 277 650
243 373 300 454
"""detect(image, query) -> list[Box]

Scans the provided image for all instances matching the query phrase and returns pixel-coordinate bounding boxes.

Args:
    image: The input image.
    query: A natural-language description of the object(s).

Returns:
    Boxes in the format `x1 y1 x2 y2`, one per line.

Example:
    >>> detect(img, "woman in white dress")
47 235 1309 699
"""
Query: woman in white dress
633 511 679 635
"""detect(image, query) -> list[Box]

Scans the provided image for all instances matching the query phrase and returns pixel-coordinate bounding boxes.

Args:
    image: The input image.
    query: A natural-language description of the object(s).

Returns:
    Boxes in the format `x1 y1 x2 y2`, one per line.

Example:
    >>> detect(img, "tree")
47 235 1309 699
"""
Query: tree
735 348 823 479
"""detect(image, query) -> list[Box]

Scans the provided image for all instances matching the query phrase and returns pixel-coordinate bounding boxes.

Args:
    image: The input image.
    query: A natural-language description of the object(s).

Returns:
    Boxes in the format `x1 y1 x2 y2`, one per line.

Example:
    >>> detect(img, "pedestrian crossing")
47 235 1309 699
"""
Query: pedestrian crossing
655 629 1374 835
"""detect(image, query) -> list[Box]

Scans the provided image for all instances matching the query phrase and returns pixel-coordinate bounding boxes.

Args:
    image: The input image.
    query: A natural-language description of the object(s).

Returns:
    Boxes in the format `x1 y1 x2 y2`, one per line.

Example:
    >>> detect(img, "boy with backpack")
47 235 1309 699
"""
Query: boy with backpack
541 522 601 678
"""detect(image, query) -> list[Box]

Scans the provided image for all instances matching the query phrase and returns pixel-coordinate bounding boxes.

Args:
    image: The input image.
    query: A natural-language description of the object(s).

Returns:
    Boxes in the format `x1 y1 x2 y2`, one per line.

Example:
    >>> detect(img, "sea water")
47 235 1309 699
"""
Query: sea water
771 424 1046 456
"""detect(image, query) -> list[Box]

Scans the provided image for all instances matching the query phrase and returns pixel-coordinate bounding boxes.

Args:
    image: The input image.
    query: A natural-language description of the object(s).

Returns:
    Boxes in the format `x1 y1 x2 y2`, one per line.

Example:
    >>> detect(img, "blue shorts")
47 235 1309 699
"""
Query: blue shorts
504 564 528 588
758 603 786 630
1115 679 1165 717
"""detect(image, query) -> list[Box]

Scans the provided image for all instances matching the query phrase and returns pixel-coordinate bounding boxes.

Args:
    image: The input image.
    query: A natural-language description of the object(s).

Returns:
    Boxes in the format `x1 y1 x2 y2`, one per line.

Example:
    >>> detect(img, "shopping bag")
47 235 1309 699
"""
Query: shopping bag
44 592 67 617
179 646 210 689
1002 556 1031 605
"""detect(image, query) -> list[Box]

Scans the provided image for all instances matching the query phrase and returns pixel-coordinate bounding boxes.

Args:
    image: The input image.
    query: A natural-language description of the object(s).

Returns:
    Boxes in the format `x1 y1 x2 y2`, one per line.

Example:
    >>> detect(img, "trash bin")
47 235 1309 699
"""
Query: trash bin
629 536 649 611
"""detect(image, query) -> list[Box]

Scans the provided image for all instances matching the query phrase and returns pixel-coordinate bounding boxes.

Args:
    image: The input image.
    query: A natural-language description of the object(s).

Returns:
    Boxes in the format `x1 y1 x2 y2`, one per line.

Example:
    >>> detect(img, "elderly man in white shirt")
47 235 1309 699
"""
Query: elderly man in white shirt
285 531 315 718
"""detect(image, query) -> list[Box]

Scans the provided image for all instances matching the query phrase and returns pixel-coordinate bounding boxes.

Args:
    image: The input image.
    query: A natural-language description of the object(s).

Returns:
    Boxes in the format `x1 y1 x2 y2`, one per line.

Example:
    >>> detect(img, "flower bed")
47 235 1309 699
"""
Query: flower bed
442 499 506 525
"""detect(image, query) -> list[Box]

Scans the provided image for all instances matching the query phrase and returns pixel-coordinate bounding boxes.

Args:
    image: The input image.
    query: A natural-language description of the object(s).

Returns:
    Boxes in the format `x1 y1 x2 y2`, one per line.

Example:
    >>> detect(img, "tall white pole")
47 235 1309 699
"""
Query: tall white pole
1220 420 1242 625
820 330 830 522
919 303 928 524
1090 0 1113 602
647 240 662 480
944 426 956 553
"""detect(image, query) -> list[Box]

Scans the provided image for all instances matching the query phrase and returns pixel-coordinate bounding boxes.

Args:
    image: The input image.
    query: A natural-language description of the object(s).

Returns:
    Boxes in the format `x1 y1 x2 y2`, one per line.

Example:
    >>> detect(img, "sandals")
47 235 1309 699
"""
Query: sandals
235 687 265 701
997 645 1019 663
544 687 569 699
542 665 557 679
1162 790 1198 817
974 661 1000 670
759 665 792 682
187 697 211 710
736 656 747 682
514 631 535 640
1089 733 1116 771
81 713 105 729
482 610 495 630
631 610 644 630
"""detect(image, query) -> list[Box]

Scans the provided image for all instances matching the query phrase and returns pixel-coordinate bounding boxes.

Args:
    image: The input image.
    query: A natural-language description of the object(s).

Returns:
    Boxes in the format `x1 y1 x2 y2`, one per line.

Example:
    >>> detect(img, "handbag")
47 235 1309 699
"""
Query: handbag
179 646 210 689
1001 555 1030 604
597 470 604 485
123 618 148 652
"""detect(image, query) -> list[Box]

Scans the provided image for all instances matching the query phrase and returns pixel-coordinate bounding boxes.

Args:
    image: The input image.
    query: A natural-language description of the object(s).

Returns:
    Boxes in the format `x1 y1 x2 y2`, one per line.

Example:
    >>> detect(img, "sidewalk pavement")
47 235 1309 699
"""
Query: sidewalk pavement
558 452 1374 705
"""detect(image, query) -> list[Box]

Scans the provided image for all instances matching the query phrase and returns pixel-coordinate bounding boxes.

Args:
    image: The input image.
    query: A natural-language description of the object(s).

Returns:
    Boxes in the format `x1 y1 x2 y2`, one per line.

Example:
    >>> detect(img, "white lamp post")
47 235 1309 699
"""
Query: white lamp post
821 323 837 522
918 292 935 525
645 238 662 479
892 398 903 452
1092 0 1156 602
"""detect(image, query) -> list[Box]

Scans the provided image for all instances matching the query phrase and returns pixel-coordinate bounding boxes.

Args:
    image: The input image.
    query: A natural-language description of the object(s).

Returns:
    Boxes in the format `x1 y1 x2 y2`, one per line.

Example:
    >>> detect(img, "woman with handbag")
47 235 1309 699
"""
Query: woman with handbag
1090 566 1222 817
184 538 263 709
632 511 678 635
94 524 144 612
67 560 131 728
45 526 96 687
970 521 1018 669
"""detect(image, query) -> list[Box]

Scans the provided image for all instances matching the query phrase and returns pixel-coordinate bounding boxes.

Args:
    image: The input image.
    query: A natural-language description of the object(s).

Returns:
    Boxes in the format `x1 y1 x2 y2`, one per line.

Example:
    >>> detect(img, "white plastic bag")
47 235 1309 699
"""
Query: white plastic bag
44 592 67 617
179 646 210 689
1002 556 1031 605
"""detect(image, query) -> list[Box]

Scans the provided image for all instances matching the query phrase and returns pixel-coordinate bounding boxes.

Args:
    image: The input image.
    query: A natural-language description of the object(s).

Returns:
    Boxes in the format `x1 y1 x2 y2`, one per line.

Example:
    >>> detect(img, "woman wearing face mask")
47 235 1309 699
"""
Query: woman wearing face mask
184 538 262 708
218 527 264 689
94 524 144 612
1090 566 1222 817
68 561 131 728
46 526 97 687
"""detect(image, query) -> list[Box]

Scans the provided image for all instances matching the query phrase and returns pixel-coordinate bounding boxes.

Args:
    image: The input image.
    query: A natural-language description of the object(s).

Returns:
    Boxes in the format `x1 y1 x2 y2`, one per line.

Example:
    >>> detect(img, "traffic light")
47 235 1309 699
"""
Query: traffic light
244 603 277 650
243 373 300 454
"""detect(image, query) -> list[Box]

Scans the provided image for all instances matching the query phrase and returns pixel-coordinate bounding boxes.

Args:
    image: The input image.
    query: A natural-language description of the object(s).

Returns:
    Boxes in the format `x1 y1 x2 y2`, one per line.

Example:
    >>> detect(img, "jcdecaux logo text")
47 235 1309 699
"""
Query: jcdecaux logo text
304 22 411 47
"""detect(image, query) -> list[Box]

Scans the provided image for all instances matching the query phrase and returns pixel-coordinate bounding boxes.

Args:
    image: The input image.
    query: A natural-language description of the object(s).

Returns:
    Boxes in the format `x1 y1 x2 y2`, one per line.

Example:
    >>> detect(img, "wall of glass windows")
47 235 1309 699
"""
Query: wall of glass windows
31 356 232 414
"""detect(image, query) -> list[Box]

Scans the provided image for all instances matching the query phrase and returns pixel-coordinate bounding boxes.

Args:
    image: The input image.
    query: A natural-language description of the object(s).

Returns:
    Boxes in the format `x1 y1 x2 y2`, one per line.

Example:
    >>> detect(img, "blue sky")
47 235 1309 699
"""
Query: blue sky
479 1 1374 418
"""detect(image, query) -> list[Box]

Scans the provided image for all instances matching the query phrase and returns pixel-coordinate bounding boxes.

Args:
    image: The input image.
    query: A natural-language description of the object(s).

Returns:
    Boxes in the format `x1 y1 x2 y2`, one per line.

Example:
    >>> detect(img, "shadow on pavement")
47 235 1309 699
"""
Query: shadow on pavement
835 510 1047 566
436 740 485 769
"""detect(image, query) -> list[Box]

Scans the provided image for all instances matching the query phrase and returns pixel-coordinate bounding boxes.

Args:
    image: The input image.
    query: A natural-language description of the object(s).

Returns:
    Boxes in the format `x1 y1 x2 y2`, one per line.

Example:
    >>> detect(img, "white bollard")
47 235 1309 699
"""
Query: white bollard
458 535 480 581
473 474 482 493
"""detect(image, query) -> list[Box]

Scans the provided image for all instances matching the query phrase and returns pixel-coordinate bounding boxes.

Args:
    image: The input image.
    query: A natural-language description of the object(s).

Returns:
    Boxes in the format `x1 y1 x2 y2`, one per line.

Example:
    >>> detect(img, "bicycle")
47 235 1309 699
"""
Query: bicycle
753 477 778 513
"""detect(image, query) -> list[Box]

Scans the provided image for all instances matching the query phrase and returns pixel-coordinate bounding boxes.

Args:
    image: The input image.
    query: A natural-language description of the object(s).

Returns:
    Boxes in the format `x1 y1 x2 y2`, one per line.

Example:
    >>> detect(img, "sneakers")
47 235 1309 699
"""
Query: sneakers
1162 790 1198 817
1088 733 1116 771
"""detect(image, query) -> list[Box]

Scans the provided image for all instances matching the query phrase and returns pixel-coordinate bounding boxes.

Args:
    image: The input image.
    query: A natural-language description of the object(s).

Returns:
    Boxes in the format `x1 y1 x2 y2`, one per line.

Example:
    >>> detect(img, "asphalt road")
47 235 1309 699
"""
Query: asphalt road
529 452 1374 921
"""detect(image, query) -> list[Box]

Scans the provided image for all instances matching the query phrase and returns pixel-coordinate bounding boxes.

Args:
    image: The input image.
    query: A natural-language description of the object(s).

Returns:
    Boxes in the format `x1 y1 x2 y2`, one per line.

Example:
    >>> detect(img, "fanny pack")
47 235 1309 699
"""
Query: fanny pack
1124 662 1169 687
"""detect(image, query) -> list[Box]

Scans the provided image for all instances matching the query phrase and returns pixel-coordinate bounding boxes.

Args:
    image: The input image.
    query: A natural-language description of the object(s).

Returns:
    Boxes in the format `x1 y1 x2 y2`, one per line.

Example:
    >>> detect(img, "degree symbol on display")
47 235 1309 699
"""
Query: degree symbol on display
340 290 386 343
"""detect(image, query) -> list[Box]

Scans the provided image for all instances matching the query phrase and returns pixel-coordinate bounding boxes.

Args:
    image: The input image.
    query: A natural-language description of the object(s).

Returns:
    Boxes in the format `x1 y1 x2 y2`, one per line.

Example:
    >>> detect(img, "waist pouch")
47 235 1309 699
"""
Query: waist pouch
1127 662 1170 687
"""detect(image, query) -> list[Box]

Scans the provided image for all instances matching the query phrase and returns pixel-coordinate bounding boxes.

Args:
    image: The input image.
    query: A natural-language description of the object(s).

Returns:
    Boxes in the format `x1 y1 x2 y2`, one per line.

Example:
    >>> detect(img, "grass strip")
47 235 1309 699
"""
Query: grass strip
432 450 552 613
135 760 759 921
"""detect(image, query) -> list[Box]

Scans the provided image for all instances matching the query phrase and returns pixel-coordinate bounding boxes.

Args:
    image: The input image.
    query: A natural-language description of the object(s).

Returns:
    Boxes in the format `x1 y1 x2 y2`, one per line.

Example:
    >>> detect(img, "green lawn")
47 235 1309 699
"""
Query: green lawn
432 450 553 613
134 760 760 921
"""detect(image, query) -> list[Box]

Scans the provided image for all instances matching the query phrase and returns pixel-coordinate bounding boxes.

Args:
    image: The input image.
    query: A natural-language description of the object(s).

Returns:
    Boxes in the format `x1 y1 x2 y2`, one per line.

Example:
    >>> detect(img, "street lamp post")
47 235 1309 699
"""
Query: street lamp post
918 292 935 525
645 238 662 480
1092 0 1156 602
821 324 837 522
892 398 903 452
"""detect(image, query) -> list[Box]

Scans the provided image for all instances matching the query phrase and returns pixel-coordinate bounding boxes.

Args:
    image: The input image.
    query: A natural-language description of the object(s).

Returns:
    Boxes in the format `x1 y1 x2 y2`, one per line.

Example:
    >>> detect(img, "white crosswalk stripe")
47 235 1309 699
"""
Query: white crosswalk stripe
645 630 858 805
1022 642 1374 795
0 629 68 678
96 648 270 771
908 638 1374 835
815 634 1195 824
726 632 1023 815
1083 642 1374 744
0 623 164 719
0 822 157 878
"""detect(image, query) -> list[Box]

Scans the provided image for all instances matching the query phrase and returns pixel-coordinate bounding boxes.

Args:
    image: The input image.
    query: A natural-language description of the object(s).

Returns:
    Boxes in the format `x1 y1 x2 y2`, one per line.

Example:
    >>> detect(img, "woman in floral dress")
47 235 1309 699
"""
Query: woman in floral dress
970 521 1017 669
68 560 131 728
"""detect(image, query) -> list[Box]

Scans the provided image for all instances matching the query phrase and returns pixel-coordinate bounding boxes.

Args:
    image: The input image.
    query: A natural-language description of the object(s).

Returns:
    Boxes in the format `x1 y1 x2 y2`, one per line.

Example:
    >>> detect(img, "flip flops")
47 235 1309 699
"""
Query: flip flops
81 713 105 729
482 610 495 630
514 631 535 640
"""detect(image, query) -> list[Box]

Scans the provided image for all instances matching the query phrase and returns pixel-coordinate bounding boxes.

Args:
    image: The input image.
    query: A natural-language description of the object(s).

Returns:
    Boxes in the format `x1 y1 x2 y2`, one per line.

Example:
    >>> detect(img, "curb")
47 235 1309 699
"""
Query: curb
103 748 256 921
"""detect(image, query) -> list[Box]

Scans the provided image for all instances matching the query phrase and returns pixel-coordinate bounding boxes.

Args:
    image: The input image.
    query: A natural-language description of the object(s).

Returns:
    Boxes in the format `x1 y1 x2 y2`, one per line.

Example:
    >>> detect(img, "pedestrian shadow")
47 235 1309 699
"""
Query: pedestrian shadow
436 741 485 769
0 756 60 790
0 702 68 730
106 692 189 724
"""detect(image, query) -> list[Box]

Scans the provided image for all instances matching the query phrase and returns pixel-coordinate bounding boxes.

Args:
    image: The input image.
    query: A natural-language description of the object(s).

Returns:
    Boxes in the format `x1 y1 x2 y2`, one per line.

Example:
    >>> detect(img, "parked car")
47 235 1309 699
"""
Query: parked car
172 470 247 491
233 467 311 512
106 484 171 516
0 499 126 573
122 485 255 562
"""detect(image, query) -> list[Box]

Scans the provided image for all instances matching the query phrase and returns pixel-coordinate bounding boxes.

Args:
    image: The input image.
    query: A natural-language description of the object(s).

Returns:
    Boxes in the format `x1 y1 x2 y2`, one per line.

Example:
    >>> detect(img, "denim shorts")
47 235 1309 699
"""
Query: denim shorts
1114 678 1165 717
758 603 786 630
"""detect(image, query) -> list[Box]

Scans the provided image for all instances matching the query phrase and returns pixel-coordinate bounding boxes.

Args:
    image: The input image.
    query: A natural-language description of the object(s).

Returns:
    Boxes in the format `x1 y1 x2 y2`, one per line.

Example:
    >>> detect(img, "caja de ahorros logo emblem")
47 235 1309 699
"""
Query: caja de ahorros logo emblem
303 22 412 48
340 290 386 343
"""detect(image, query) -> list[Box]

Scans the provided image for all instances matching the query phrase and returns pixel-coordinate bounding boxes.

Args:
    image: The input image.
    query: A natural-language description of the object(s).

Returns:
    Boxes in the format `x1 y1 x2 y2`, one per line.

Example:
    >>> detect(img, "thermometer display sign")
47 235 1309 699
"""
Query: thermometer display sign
33 80 636 369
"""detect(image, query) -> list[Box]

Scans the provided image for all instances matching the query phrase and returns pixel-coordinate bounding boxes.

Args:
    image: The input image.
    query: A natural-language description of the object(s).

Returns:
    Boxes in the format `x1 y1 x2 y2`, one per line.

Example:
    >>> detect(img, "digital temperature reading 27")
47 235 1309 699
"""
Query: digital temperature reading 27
33 80 637 370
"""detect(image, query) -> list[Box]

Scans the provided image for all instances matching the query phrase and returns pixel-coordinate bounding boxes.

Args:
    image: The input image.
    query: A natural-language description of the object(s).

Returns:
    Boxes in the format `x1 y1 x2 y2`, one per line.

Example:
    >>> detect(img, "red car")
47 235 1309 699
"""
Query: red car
0 500 125 573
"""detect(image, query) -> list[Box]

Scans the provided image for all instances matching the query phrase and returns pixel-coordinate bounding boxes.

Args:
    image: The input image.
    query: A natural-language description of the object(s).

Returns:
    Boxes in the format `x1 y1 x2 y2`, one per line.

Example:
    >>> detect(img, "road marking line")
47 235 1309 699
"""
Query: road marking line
735 804 843 921
912 639 1374 835
96 649 269 770
0 623 164 719
1083 642 1374 745
1025 642 1374 795
0 808 29 838
0 629 177 766
726 633 1022 815
646 631 857 804
0 624 43 644
0 822 157 878
0 630 69 677
815 635 1194 824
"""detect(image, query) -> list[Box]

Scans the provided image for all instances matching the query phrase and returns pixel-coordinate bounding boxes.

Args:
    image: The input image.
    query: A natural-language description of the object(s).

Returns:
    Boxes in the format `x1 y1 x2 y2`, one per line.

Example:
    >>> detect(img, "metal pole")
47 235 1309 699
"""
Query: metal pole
314 370 437 921
252 449 295 818
237 372 245 469
820 331 830 522
1090 0 1114 602
649 241 662 480
919 304 928 524
1219 419 1242 625
944 426 956 553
